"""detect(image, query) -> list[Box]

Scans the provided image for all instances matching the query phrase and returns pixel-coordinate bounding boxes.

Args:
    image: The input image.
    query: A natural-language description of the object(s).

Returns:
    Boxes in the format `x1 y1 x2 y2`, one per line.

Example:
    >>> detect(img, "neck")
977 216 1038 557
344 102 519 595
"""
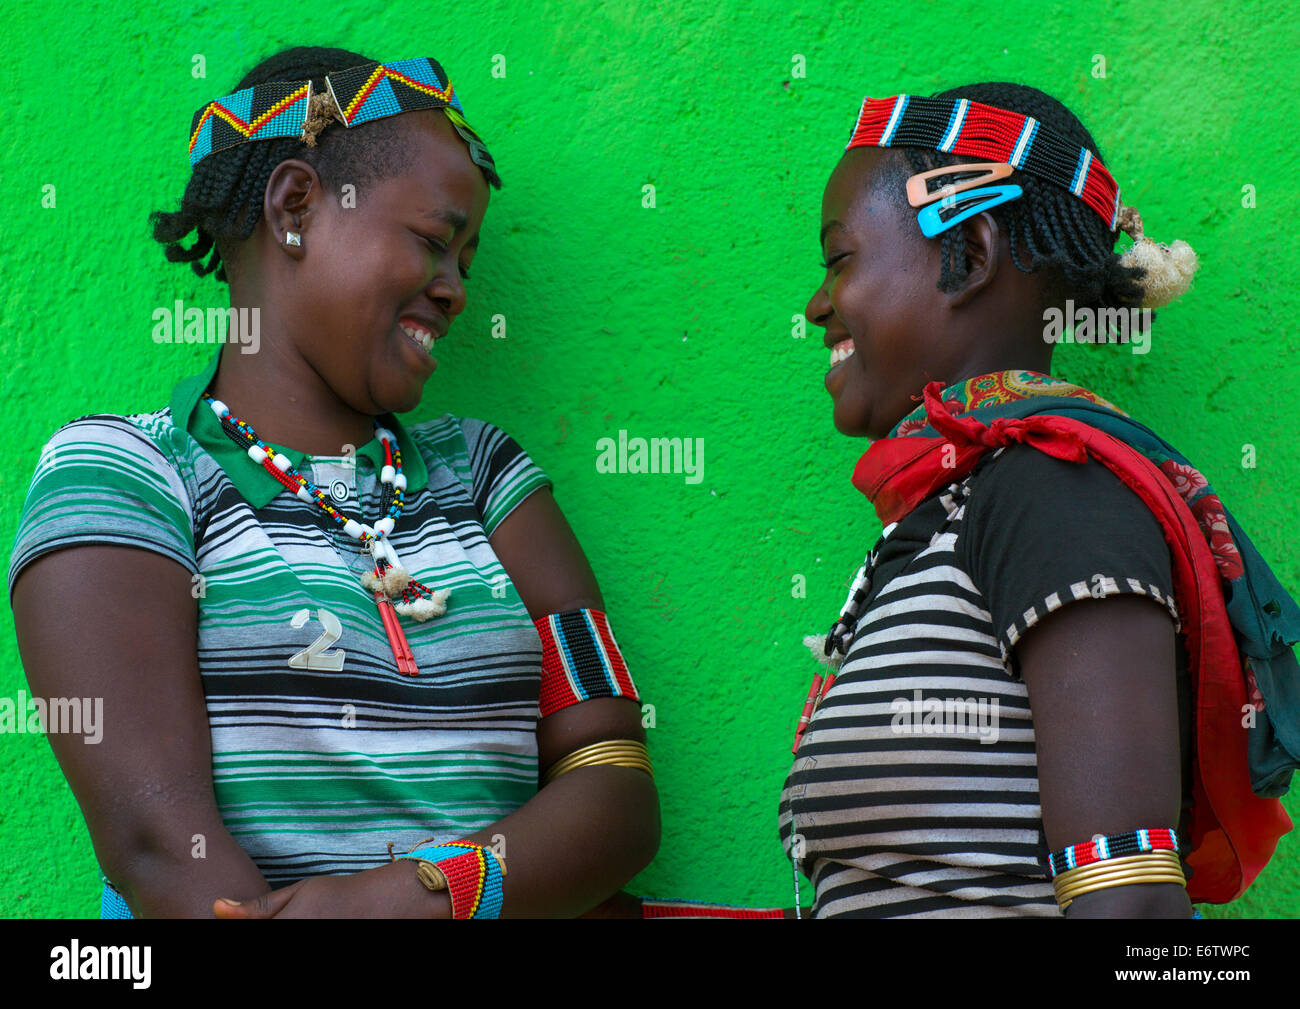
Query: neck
207 301 375 456
941 325 1054 386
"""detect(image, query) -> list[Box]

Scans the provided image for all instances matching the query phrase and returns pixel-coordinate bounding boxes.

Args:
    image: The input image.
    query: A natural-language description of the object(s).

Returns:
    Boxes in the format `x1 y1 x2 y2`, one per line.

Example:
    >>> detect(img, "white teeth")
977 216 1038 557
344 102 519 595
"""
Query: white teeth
401 323 435 352
829 343 855 367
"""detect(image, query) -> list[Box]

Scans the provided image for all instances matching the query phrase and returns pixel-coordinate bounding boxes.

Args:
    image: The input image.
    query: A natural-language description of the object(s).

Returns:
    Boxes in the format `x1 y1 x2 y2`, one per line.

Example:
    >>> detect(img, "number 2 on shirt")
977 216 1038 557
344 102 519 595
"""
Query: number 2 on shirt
289 608 347 671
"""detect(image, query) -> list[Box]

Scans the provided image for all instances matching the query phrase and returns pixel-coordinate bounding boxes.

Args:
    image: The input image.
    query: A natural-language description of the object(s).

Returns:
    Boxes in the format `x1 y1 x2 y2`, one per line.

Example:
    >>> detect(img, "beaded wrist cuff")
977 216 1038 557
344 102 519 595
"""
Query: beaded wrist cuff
390 841 505 919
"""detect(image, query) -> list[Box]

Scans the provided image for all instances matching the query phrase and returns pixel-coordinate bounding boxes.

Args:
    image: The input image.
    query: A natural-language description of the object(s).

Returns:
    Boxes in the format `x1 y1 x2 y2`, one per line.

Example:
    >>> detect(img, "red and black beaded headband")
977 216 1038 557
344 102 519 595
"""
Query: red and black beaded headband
187 56 495 178
846 94 1121 232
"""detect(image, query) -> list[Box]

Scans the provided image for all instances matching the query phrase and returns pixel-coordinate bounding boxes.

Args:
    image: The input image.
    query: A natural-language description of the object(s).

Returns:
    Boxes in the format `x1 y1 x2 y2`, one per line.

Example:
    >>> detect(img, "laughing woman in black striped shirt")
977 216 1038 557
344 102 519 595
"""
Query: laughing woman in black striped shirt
778 81 1296 918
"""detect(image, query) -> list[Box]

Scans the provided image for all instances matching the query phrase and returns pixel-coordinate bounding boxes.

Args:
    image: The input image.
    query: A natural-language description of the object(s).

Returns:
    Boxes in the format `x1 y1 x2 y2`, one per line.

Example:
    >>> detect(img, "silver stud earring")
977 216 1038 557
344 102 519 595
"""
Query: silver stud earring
285 232 301 247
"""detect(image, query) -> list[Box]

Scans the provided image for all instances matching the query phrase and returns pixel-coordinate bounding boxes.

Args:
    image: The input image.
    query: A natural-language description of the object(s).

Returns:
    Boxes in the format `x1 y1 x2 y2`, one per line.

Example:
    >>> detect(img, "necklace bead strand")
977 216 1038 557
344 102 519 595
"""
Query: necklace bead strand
200 394 450 625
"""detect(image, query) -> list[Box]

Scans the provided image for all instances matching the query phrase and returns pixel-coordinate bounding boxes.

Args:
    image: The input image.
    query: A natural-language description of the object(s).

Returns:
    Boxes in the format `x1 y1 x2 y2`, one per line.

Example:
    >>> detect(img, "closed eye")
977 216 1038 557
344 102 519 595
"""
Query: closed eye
420 235 472 280
821 252 850 270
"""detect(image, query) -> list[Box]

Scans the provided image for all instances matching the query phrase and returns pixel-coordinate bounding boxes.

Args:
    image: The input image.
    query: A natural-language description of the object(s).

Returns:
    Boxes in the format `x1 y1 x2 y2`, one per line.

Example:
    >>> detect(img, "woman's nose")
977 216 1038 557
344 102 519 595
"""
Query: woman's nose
427 267 466 318
805 280 833 328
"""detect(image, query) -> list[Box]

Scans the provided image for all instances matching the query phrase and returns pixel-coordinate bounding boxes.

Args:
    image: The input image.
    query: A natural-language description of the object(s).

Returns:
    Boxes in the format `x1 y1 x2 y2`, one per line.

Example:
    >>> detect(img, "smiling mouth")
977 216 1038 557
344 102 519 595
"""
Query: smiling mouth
399 318 437 355
829 338 855 368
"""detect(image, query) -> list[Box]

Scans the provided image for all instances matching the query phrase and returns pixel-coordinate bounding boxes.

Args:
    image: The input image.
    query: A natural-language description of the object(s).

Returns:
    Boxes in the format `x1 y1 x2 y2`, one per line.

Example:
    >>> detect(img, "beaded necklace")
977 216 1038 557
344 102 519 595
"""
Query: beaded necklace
202 393 449 676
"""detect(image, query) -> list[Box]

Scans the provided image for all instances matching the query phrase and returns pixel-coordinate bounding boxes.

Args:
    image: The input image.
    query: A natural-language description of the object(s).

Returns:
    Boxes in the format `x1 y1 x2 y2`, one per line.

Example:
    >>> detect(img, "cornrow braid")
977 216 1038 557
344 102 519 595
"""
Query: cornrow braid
871 82 1169 334
150 45 501 285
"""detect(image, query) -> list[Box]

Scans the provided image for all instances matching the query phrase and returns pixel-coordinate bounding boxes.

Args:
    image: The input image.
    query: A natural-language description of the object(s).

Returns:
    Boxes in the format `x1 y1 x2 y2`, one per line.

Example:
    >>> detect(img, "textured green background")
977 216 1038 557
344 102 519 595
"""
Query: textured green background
2 0 1297 918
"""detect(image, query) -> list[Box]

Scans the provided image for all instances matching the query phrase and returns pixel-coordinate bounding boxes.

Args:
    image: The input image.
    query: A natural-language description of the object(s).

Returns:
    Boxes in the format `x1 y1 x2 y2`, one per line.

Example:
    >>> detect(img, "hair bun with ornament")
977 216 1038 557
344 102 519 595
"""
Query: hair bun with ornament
1115 205 1199 308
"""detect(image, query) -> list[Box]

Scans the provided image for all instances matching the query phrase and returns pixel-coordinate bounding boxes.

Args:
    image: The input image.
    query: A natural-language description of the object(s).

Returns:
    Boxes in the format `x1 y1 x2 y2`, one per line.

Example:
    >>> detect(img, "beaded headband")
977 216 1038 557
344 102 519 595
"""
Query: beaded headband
846 94 1121 232
187 56 496 179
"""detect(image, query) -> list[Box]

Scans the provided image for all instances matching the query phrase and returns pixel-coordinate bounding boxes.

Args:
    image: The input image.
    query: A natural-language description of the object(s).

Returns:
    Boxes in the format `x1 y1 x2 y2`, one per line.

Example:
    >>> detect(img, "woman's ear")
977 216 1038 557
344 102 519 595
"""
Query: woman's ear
948 211 1001 308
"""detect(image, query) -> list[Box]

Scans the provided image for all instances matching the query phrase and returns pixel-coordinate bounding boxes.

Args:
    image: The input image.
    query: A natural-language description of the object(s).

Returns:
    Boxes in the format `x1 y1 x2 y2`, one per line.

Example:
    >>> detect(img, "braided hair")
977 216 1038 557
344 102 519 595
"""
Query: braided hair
150 46 501 286
869 82 1196 324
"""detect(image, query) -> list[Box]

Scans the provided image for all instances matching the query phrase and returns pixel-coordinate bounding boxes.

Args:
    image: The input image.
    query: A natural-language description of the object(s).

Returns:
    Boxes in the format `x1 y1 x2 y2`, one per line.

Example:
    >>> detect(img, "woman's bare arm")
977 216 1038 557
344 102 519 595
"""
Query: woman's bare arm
1017 594 1192 918
12 546 269 917
468 486 661 916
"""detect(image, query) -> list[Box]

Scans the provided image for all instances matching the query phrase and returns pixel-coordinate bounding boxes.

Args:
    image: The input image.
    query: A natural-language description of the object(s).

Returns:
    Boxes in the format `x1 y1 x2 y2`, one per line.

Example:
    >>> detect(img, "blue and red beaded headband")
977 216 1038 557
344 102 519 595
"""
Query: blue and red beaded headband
187 56 494 177
846 94 1122 235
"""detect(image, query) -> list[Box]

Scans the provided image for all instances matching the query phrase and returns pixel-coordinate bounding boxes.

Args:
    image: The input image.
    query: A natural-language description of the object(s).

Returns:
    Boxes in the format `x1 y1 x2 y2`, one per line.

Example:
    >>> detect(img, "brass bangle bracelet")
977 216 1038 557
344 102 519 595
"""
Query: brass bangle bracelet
1053 852 1184 891
547 749 652 774
1054 853 1185 885
1053 852 1186 909
1055 862 1185 896
545 739 649 765
543 755 654 786
550 739 648 759
542 739 653 785
1056 872 1186 905
1056 872 1187 910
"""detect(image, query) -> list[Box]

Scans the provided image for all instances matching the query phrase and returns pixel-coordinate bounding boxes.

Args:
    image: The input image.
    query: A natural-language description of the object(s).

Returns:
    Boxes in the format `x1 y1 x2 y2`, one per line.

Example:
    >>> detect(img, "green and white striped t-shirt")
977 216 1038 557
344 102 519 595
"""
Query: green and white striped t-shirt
8 353 553 892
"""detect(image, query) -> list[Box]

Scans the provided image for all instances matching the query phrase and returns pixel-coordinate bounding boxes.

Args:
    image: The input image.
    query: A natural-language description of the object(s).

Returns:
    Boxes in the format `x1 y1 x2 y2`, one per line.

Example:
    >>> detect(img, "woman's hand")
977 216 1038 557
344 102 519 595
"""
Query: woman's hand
214 860 450 919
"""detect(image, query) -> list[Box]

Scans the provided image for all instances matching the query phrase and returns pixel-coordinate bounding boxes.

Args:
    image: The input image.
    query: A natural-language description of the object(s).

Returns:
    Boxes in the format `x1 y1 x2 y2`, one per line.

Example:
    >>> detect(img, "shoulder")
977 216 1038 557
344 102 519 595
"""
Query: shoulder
402 414 522 457
30 408 193 479
409 414 539 470
964 441 1164 527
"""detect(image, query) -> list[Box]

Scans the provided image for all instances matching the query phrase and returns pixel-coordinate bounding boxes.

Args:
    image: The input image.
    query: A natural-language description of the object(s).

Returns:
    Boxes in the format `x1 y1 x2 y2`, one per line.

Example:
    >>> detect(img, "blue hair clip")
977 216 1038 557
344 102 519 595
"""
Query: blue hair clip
916 184 1023 238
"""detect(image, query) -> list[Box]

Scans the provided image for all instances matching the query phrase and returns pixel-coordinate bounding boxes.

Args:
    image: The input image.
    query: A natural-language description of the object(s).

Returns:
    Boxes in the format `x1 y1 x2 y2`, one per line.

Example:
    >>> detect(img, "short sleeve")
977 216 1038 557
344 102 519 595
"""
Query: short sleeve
961 443 1181 678
7 416 198 600
459 418 553 537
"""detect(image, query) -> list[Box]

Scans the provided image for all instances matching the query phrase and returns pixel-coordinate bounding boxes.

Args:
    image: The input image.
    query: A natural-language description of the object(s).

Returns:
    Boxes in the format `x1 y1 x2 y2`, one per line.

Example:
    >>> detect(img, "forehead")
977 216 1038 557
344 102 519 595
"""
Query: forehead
822 146 905 233
381 113 489 215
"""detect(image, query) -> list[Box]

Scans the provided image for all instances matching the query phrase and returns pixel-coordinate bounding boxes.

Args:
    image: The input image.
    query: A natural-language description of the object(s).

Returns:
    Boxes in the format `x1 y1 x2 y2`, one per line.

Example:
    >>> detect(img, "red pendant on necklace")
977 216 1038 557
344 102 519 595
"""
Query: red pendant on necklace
373 588 419 676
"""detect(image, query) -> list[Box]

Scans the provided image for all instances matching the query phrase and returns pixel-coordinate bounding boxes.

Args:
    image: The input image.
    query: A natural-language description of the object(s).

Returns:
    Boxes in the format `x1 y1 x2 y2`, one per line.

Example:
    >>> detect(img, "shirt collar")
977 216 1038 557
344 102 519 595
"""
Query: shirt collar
169 352 429 510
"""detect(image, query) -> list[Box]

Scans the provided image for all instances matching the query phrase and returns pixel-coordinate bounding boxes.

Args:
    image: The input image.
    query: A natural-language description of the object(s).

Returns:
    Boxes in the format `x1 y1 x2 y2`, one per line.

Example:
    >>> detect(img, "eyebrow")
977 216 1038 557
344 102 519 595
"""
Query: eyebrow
418 207 479 250
419 207 469 231
819 220 845 243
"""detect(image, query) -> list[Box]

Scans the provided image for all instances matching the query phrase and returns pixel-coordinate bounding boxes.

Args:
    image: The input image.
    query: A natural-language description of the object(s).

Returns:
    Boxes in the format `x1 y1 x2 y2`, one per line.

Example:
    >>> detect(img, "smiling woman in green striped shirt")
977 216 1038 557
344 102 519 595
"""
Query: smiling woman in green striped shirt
9 44 658 919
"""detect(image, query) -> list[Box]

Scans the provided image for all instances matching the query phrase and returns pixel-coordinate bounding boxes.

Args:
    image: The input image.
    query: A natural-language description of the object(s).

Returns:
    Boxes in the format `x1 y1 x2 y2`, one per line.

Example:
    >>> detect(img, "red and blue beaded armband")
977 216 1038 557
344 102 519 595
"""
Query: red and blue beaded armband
533 609 640 717
1047 828 1179 878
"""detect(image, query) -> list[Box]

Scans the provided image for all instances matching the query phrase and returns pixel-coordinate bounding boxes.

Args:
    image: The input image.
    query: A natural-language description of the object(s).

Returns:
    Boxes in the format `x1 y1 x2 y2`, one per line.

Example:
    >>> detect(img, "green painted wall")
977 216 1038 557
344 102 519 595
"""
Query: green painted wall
2 0 1297 918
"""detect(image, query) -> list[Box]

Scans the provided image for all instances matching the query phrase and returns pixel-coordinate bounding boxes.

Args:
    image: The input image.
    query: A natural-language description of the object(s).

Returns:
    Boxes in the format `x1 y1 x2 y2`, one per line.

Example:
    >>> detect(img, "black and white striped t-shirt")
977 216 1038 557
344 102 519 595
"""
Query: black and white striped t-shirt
778 444 1191 918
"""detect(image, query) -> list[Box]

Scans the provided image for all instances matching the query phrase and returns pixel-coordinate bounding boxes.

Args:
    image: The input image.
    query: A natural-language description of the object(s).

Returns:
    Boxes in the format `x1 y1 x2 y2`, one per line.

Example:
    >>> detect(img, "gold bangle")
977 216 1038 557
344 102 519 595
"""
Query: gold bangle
542 739 653 785
544 740 651 770
1055 863 1185 896
1056 873 1186 910
1053 851 1184 889
1054 853 1184 886
1053 852 1185 909
544 754 653 785
1054 855 1184 901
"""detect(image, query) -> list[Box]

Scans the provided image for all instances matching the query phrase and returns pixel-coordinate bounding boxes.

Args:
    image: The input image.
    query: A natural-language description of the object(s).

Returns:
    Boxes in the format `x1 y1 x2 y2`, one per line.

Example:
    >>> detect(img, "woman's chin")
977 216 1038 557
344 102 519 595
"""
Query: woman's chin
830 397 873 439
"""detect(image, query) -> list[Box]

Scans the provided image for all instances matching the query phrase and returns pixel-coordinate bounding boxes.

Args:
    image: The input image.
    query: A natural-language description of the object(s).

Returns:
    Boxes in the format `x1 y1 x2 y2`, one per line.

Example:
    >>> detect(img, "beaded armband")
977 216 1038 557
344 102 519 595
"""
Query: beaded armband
1047 828 1179 878
389 840 505 919
534 609 639 717
641 899 784 919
